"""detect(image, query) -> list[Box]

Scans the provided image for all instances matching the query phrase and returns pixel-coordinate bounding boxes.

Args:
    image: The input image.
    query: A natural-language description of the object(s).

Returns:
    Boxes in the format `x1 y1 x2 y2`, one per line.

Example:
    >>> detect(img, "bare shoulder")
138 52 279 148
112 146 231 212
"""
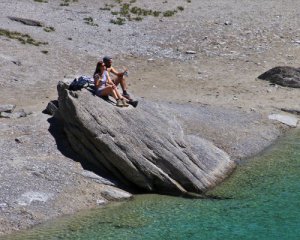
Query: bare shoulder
109 67 118 75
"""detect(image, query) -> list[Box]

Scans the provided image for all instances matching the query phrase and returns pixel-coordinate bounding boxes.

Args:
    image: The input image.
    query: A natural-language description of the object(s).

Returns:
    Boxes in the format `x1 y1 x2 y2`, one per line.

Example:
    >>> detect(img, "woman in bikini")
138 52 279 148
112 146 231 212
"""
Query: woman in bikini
94 61 128 107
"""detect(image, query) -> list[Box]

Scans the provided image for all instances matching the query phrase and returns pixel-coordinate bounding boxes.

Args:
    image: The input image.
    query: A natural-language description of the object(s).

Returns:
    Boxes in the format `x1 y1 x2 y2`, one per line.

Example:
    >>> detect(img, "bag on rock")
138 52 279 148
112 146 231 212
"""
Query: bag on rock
69 76 94 91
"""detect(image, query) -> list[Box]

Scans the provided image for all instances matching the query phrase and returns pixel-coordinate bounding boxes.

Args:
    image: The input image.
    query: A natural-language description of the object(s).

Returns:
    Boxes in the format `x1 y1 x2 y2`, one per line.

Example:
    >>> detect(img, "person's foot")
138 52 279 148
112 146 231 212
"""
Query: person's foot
116 99 123 107
121 98 129 107
122 92 131 100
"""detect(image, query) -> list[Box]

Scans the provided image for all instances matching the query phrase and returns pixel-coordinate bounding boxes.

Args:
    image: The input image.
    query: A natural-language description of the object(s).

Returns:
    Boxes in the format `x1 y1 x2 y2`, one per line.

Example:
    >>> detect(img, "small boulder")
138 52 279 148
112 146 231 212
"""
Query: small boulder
268 114 298 127
0 104 16 113
101 187 132 201
0 109 27 119
8 16 44 27
258 66 300 88
44 100 59 116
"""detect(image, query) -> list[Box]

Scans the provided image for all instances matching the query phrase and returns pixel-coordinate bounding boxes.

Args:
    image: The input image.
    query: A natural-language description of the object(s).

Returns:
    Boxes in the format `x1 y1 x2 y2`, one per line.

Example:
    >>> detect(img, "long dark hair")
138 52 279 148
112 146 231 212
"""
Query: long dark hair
93 61 104 78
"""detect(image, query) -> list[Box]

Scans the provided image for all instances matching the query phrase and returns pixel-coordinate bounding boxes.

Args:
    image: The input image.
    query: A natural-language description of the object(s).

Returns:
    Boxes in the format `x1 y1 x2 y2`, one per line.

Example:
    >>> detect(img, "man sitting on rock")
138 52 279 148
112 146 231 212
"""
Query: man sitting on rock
102 56 130 98
102 56 138 107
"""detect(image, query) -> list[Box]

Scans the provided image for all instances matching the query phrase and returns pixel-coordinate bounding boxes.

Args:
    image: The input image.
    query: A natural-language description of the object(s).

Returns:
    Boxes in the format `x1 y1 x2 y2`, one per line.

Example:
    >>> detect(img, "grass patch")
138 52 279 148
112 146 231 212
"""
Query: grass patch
110 17 126 25
84 17 99 26
34 0 48 3
0 28 48 46
108 1 186 24
163 10 177 17
43 26 55 32
60 0 78 6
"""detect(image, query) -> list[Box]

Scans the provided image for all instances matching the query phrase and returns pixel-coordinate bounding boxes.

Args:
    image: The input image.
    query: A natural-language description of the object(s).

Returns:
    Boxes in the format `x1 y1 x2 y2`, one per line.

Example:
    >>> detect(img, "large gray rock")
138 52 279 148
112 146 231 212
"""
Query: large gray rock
57 82 236 195
258 66 300 88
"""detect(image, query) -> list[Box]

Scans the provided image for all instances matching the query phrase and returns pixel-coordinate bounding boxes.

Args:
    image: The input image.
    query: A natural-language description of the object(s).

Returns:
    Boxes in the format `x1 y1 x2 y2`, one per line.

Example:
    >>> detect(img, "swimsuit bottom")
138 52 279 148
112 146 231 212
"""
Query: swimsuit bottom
95 86 106 96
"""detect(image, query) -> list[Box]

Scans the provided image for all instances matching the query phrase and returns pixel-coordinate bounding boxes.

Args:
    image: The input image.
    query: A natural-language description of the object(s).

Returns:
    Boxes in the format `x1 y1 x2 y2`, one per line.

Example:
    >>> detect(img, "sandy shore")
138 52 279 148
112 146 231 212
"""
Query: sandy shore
0 0 299 235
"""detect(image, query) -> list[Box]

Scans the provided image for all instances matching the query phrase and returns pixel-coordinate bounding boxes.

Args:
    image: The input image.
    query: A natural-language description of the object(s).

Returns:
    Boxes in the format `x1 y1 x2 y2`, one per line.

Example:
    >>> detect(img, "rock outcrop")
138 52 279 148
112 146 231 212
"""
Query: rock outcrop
57 82 236 195
258 66 300 88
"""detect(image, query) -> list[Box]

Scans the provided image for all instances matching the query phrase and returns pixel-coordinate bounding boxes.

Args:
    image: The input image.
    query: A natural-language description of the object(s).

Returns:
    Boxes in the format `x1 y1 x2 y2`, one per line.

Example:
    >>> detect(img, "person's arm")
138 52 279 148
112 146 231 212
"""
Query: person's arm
94 77 100 89
110 67 127 77
106 72 117 89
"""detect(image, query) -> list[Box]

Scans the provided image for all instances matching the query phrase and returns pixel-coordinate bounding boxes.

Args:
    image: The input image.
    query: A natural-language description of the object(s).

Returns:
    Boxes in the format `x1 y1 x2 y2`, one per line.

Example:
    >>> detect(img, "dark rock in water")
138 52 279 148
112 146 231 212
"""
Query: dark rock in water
258 66 300 88
8 16 44 27
57 81 235 195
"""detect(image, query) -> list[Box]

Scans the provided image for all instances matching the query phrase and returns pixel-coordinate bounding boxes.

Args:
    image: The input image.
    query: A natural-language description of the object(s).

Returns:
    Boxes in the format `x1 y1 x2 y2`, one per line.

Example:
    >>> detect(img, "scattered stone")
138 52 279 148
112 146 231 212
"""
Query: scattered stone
11 60 22 66
44 100 58 116
268 114 298 127
258 66 300 88
147 58 154 62
16 191 54 206
280 108 300 116
224 21 232 25
0 112 11 118
186 50 196 54
0 203 8 209
81 170 116 186
96 199 107 205
8 16 44 27
0 104 16 113
101 188 132 201
0 109 27 119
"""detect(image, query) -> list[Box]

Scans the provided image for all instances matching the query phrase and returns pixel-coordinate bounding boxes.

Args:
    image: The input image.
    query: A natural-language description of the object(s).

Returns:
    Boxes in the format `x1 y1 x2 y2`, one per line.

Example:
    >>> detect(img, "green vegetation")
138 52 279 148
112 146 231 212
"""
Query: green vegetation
84 17 99 26
163 10 177 17
106 0 186 25
34 0 48 3
110 17 126 25
60 0 78 6
43 26 55 32
0 28 48 46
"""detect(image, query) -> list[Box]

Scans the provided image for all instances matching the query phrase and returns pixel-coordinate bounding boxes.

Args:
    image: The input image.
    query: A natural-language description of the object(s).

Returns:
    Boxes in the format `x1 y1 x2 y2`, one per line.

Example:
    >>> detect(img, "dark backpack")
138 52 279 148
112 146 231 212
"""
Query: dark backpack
69 76 94 91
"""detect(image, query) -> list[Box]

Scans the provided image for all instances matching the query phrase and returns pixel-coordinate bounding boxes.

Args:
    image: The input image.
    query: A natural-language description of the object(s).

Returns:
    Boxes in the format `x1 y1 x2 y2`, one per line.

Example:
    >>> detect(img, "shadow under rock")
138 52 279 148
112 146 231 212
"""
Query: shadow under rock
47 116 122 186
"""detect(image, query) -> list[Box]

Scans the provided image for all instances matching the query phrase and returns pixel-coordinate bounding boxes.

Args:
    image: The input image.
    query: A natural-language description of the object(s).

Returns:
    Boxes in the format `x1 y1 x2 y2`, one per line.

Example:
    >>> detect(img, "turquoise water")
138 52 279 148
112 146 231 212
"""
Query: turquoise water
3 130 300 240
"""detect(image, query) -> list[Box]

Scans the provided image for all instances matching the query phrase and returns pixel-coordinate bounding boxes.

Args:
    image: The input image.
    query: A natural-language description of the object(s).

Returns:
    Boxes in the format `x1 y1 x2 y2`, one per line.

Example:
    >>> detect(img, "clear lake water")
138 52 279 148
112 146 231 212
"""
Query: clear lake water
3 129 300 240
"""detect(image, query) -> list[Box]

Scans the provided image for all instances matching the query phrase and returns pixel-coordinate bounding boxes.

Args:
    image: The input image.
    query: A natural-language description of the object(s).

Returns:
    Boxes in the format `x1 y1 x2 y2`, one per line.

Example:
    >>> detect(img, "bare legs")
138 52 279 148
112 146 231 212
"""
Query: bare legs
97 86 128 107
113 75 127 93
98 86 122 99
